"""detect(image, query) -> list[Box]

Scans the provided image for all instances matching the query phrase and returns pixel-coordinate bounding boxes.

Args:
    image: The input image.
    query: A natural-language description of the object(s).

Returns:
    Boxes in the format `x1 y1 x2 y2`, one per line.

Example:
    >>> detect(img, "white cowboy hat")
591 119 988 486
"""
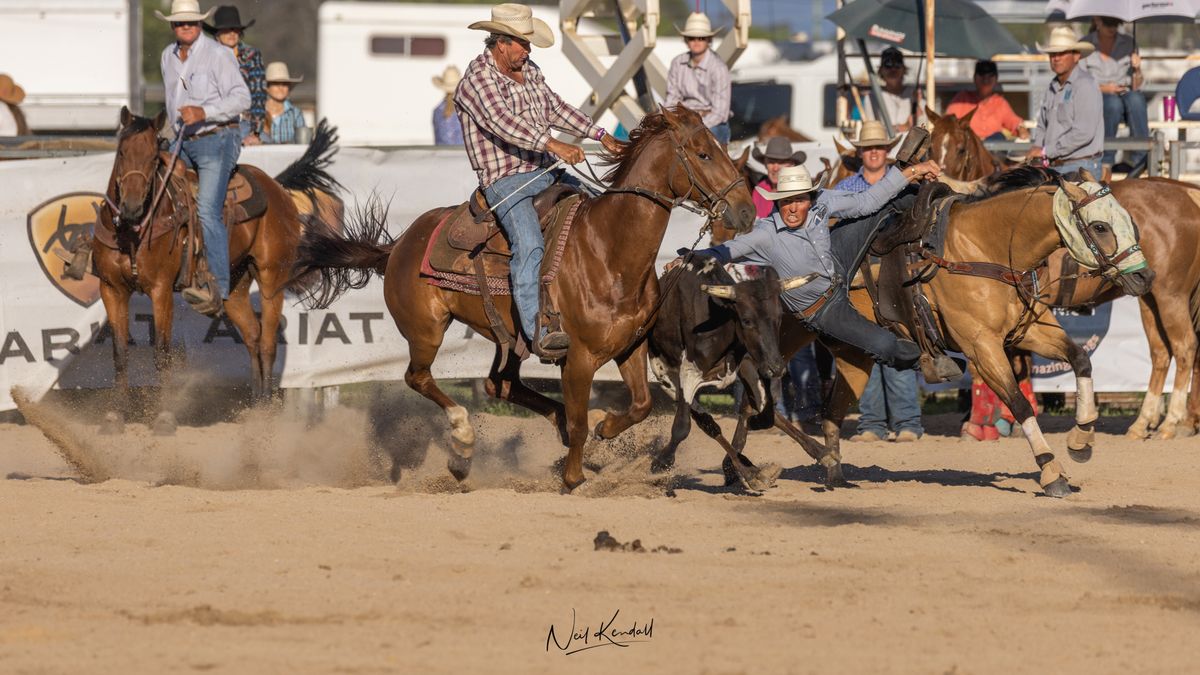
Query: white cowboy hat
675 12 722 38
1036 26 1096 55
756 165 820 201
432 65 462 94
850 120 900 149
265 62 303 84
154 0 214 22
468 3 554 49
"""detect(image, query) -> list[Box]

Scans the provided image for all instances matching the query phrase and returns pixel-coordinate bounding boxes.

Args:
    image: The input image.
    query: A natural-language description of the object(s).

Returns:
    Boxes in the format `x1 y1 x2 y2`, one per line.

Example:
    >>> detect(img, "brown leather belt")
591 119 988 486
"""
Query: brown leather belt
797 284 837 319
191 121 238 138
1049 152 1101 167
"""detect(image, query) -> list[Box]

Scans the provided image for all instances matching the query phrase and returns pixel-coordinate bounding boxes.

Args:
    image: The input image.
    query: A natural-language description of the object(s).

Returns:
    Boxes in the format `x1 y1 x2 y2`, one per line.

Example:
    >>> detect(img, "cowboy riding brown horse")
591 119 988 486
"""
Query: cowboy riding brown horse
292 106 756 490
93 107 326 433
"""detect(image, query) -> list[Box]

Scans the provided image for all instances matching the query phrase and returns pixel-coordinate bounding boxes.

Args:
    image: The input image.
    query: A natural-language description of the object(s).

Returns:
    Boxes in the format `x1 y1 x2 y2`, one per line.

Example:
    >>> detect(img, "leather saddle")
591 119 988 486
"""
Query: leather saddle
427 183 584 278
183 164 269 226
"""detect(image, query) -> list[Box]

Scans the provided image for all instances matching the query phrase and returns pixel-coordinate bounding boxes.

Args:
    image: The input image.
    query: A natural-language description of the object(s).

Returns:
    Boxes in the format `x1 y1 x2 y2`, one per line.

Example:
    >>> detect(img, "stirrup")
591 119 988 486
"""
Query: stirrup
56 242 93 281
920 353 963 383
532 330 570 362
181 276 224 318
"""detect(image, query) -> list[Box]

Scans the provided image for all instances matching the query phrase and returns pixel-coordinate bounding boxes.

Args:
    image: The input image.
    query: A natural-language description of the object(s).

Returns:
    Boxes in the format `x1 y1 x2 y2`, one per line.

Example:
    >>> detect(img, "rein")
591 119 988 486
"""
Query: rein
1058 179 1141 279
109 122 186 280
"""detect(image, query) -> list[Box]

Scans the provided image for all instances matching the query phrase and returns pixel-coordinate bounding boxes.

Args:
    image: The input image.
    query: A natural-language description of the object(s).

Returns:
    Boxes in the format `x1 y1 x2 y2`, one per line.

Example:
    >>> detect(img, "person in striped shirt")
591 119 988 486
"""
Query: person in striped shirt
455 3 623 356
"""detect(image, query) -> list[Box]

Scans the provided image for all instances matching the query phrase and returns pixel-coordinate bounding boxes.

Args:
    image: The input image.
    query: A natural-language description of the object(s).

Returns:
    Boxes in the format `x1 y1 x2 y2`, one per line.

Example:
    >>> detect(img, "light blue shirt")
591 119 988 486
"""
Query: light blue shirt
161 34 250 136
1031 66 1104 162
724 167 908 311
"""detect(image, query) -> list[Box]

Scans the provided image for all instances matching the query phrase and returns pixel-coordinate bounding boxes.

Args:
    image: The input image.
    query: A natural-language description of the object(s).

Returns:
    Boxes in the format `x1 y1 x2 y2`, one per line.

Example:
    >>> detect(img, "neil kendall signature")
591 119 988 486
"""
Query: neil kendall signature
545 609 654 655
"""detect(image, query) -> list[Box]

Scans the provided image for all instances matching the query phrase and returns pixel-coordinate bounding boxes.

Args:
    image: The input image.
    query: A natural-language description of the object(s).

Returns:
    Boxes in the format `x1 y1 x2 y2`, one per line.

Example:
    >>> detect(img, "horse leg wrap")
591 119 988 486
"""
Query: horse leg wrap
447 405 475 449
1067 422 1095 452
1035 453 1067 488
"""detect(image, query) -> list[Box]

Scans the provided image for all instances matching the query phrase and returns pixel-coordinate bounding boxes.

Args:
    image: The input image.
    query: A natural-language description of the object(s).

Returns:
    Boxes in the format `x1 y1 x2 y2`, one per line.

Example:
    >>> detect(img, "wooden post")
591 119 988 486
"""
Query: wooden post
925 0 936 113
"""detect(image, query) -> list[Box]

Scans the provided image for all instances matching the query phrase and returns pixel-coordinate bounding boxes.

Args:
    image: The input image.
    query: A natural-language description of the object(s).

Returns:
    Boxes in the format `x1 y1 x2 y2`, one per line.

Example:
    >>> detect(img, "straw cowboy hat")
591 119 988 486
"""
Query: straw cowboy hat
752 137 807 165
675 12 722 38
756 165 820 201
154 0 214 22
850 120 900 149
1037 26 1095 55
265 62 303 84
0 74 25 105
203 5 255 34
468 3 554 49
432 65 462 94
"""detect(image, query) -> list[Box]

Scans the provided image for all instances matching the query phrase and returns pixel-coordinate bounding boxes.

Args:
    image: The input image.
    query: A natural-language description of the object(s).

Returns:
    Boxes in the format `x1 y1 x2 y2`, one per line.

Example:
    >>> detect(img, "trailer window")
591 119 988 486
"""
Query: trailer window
729 82 792 142
370 35 446 57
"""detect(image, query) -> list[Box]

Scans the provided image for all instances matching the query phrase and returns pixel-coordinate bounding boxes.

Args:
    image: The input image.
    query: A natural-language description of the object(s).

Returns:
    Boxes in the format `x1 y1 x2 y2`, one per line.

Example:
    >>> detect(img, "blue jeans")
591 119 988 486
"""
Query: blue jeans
786 343 822 421
1055 156 1104 181
1102 91 1149 167
484 170 556 340
709 122 730 145
856 364 923 437
181 126 240 298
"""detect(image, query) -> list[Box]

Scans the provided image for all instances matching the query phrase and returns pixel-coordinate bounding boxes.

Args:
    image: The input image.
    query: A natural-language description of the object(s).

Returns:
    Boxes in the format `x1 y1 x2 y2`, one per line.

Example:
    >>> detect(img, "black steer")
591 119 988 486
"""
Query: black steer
647 259 819 490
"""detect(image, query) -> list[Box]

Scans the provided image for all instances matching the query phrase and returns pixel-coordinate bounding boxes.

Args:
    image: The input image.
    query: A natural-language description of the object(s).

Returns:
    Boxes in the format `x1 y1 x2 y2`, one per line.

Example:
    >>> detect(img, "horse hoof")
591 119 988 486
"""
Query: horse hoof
1042 477 1072 499
1124 426 1150 440
99 412 124 435
1067 445 1092 463
389 463 403 484
1152 426 1177 441
592 421 608 441
650 454 675 474
151 412 177 436
447 454 472 482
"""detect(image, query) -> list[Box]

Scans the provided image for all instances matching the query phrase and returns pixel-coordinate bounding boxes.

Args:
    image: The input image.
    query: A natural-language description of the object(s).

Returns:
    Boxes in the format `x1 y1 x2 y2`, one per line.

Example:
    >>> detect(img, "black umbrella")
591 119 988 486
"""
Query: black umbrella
827 0 1025 60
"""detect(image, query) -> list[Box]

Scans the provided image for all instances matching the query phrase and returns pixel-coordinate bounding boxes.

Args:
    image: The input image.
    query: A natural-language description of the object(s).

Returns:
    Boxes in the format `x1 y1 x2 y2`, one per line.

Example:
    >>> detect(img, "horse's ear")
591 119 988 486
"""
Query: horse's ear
153 109 167 131
959 107 977 126
925 106 940 124
1059 177 1089 202
733 147 750 171
119 105 132 128
1077 168 1097 183
833 136 853 157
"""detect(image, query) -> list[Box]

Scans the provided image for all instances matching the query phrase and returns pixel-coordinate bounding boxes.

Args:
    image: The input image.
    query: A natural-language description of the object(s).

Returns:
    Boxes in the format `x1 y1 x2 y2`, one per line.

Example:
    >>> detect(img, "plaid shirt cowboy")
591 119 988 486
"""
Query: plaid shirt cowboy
455 50 602 188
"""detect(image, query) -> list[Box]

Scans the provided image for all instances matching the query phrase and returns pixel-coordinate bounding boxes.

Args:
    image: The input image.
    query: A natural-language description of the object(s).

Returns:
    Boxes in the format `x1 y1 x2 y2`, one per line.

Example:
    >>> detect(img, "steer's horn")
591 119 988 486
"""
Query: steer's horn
780 273 820 291
701 284 735 299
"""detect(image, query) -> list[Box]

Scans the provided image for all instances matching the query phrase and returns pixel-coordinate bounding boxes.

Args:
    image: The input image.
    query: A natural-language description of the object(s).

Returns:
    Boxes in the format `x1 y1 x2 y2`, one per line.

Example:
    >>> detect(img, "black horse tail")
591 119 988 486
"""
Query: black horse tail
275 118 344 197
290 195 394 309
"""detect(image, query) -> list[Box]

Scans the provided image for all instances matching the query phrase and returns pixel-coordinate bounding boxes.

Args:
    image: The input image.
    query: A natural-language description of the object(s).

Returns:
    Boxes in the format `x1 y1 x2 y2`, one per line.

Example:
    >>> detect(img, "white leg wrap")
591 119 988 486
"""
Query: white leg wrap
447 406 475 447
1022 418 1052 456
1076 377 1097 425
1164 391 1189 425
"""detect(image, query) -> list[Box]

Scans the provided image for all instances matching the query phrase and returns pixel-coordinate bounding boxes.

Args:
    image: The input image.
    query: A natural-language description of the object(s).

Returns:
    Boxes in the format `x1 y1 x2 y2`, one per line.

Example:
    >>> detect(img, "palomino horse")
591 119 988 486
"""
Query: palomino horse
291 106 756 490
95 107 325 432
931 122 1199 440
714 169 1153 497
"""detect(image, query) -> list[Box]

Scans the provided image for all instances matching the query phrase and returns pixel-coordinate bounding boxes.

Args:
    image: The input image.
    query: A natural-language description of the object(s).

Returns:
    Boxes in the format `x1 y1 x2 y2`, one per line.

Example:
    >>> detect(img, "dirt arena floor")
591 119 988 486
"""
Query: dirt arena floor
2 390 1198 674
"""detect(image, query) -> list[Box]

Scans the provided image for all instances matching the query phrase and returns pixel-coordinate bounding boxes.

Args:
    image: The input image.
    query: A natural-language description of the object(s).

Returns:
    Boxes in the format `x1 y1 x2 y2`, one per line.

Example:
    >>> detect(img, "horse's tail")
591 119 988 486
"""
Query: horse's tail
275 118 343 197
290 195 394 309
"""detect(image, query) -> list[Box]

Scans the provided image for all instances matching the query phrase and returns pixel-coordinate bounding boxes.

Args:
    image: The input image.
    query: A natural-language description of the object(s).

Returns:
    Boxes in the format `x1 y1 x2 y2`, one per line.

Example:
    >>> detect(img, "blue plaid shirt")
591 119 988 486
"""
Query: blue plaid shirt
834 170 872 193
262 100 305 144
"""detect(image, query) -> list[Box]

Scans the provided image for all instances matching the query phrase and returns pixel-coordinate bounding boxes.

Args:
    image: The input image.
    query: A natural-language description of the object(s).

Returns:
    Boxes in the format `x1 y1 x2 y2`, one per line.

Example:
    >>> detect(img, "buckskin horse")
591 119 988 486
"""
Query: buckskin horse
291 106 755 491
714 168 1153 497
930 121 1199 440
94 107 337 433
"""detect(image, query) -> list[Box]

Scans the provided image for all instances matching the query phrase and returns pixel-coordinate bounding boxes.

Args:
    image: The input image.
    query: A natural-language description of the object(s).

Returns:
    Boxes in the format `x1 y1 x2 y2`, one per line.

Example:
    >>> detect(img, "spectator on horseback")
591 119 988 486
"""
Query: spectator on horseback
431 65 464 145
158 0 250 315
204 5 265 146
666 12 732 145
454 3 623 356
751 137 806 218
864 47 923 133
831 121 924 443
0 74 29 137
1027 27 1104 178
686 160 941 371
945 60 1029 142
259 62 306 144
1081 17 1150 173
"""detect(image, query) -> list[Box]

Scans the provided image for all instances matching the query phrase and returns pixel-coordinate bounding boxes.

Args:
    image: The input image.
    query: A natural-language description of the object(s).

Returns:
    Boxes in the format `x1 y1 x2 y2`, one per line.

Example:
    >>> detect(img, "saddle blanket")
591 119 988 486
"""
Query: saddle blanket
418 195 582 296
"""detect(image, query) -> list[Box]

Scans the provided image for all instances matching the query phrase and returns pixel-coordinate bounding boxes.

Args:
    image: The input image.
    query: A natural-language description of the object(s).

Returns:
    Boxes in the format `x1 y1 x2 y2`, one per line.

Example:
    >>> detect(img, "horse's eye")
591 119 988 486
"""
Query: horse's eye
698 152 711 161
1092 222 1108 233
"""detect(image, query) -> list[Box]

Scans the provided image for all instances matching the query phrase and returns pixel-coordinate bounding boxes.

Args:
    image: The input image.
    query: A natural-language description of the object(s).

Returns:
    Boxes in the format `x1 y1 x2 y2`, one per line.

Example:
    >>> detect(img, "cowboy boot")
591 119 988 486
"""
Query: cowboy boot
181 261 224 318
60 237 93 281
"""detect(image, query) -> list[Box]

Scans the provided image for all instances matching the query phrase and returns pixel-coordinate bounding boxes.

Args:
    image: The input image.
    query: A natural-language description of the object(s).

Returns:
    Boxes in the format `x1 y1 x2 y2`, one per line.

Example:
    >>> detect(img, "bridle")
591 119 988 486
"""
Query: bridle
106 121 187 279
1057 178 1142 280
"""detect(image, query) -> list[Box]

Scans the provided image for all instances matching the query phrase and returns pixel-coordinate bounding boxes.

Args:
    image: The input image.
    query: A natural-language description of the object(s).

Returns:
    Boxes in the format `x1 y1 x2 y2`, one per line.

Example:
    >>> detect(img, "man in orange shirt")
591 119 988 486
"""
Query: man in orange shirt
945 60 1029 141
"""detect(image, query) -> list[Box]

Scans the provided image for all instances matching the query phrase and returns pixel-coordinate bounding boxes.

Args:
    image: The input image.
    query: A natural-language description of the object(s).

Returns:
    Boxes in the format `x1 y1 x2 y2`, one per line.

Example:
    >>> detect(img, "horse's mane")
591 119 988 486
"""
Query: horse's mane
964 165 1060 203
599 106 702 185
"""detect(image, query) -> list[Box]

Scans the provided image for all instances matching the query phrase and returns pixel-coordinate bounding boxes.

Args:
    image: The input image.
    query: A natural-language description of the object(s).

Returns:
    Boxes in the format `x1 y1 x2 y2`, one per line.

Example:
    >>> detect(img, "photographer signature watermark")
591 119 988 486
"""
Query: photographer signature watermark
545 609 654 655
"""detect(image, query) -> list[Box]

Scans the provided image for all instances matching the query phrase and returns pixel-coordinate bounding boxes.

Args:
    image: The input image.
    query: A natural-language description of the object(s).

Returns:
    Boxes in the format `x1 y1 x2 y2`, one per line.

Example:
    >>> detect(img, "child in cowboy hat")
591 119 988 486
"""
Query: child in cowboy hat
203 5 266 145
751 136 807 218
665 12 732 145
431 65 464 145
261 62 306 144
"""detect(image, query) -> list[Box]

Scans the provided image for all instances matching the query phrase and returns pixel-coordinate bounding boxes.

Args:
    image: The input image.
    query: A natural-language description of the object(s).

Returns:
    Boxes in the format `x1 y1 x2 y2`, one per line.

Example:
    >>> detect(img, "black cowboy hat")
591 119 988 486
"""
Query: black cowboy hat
752 136 807 165
203 5 255 33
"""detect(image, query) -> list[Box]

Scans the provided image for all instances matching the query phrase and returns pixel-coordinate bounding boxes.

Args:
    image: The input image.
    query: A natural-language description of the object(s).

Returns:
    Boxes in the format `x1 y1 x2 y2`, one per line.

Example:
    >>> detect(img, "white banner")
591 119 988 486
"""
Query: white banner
0 146 1164 412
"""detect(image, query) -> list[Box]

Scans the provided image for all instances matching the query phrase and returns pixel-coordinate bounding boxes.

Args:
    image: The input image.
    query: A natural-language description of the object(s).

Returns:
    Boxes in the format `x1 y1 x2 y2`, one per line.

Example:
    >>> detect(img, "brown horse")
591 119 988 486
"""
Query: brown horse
94 107 317 433
712 169 1154 497
932 127 1199 441
927 107 998 181
291 106 756 490
756 115 813 143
